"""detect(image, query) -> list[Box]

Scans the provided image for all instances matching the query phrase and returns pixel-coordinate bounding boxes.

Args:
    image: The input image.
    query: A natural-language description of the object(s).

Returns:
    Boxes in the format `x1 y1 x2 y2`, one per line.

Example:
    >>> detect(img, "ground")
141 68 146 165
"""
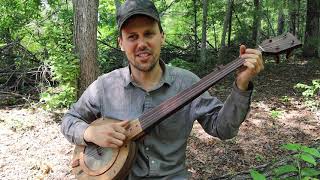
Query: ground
0 58 319 179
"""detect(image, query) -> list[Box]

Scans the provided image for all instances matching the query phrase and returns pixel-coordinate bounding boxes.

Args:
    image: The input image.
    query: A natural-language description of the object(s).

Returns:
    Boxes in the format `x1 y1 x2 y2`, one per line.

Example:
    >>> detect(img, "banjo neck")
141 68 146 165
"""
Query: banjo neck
126 56 245 141
126 32 302 141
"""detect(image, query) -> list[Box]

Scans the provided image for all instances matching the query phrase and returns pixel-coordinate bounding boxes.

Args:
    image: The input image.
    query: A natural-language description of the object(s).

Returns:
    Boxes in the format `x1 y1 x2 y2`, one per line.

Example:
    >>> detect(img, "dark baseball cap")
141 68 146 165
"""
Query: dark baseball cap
116 0 160 30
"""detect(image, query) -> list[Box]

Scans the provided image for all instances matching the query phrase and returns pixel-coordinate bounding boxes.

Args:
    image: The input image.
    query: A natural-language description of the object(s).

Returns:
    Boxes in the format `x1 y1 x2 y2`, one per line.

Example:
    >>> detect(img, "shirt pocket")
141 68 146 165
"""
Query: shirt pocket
156 107 189 140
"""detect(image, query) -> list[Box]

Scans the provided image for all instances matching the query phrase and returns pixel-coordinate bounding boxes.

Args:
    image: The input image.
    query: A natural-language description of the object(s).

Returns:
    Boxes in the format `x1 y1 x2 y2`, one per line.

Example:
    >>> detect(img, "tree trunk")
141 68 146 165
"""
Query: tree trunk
221 0 233 48
200 0 208 63
193 0 198 60
73 0 99 97
212 17 217 49
252 0 261 45
277 8 285 35
227 1 233 47
303 0 320 57
296 0 301 38
289 0 297 35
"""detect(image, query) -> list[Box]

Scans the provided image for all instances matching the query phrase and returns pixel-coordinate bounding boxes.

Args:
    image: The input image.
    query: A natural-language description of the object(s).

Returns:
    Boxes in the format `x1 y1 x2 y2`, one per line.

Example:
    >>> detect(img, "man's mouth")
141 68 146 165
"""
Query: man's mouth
137 53 150 57
136 51 152 60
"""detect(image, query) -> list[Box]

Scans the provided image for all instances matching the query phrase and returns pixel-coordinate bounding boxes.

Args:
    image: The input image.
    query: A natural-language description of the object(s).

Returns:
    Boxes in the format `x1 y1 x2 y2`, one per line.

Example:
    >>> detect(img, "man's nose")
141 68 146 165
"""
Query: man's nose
137 37 148 50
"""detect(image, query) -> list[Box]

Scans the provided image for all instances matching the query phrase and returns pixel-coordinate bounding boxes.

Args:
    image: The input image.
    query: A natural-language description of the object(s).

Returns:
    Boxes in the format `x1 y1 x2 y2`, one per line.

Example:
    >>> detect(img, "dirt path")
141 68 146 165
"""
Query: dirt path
0 59 319 179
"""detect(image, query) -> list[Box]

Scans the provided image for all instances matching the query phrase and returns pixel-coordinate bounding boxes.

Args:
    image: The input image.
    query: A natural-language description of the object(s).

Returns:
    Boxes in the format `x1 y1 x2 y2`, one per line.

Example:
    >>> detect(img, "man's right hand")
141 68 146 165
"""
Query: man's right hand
84 120 129 148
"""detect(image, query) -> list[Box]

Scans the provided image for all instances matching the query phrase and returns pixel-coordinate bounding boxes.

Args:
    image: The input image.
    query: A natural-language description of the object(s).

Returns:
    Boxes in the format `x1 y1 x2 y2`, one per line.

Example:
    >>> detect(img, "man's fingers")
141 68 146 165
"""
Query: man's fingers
240 45 246 56
243 60 255 70
112 131 126 141
103 143 118 148
244 48 262 56
119 120 130 128
113 124 127 134
106 137 124 147
243 59 262 74
241 49 264 72
241 53 260 60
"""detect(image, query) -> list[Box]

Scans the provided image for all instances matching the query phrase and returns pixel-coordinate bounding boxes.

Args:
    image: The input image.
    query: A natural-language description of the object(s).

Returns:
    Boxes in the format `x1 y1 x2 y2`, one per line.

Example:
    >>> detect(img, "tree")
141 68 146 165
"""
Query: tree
200 0 208 63
277 8 285 35
221 0 233 48
252 0 261 44
72 0 100 97
289 0 298 35
303 0 320 57
193 0 198 60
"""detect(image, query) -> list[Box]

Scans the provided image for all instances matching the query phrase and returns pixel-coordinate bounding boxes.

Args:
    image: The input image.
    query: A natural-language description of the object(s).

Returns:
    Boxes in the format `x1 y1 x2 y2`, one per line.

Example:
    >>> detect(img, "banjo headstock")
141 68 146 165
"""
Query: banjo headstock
258 32 302 55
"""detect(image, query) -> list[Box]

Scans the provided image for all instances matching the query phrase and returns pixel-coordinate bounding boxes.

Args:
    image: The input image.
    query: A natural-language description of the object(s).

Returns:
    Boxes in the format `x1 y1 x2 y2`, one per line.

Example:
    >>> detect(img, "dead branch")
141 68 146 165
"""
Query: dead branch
0 91 38 101
98 39 121 51
0 40 20 52
16 43 40 63
159 0 181 17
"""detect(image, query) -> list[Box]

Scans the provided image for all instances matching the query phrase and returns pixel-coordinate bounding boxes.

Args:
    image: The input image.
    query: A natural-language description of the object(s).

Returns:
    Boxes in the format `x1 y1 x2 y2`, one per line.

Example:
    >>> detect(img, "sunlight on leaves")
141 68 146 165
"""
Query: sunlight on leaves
250 170 266 180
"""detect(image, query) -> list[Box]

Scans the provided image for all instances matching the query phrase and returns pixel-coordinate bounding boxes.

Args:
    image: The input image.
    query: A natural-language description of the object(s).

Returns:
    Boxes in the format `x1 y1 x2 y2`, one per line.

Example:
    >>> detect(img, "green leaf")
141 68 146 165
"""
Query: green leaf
273 165 298 176
301 146 320 158
301 168 320 177
294 153 317 166
250 170 266 180
302 177 320 180
282 143 301 151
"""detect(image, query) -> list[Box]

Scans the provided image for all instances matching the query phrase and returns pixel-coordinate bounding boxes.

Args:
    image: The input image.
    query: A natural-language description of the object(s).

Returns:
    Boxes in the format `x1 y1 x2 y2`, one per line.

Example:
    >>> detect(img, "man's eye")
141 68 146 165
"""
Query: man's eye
145 32 154 37
128 35 136 40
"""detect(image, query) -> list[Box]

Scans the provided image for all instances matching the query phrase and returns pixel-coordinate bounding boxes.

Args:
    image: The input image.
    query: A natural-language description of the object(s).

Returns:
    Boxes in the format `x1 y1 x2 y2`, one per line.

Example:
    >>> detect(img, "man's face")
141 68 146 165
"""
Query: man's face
119 15 164 72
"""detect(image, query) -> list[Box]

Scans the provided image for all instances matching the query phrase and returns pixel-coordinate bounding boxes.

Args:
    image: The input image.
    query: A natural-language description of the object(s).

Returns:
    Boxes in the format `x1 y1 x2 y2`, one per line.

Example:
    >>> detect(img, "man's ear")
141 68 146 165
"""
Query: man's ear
118 37 124 51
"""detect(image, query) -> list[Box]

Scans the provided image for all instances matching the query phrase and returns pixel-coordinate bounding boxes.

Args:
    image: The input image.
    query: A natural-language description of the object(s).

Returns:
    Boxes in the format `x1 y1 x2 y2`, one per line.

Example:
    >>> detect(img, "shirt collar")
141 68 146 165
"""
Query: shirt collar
123 59 174 88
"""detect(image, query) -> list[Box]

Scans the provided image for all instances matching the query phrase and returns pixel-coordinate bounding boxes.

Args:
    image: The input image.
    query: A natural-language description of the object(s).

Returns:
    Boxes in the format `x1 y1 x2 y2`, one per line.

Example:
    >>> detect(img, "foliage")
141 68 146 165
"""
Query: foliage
0 0 318 109
280 96 291 103
270 110 283 119
0 0 78 109
255 153 265 162
250 143 320 180
294 80 320 109
40 84 76 109
250 170 266 180
0 0 41 42
168 58 196 71
37 2 79 109
295 80 320 98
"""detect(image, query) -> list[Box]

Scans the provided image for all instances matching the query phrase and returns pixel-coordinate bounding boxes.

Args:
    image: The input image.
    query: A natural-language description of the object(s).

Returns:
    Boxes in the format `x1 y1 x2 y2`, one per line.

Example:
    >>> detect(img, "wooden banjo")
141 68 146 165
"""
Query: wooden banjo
71 33 301 179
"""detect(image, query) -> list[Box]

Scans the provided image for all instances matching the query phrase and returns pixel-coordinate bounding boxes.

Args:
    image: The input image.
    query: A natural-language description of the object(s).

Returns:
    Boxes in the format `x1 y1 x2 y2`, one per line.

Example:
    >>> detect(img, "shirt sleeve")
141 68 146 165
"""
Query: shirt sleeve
191 81 253 140
60 78 102 145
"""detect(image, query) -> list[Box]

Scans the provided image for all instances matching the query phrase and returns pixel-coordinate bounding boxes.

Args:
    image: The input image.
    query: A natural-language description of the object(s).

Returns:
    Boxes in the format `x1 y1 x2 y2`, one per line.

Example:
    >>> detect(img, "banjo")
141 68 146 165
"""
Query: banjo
71 33 301 179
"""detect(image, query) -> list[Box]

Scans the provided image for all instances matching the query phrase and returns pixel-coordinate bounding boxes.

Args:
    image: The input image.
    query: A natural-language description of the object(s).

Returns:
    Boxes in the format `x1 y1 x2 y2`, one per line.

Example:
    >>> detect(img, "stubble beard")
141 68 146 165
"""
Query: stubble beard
130 54 159 72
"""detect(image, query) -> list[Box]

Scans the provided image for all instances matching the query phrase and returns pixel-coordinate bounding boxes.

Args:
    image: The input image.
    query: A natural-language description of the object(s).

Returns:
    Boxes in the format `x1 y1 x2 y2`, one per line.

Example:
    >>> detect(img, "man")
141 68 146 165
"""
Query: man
61 0 264 179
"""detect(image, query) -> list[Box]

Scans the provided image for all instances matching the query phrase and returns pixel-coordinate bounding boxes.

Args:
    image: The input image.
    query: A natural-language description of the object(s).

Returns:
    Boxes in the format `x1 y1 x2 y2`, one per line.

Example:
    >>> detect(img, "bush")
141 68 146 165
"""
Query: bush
168 58 196 71
250 143 320 180
294 80 320 110
39 5 79 109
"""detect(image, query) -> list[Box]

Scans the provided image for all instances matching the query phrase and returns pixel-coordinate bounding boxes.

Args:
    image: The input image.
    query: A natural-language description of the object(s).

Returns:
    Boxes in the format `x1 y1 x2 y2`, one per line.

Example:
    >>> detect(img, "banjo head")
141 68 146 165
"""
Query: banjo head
80 144 119 176
84 145 117 170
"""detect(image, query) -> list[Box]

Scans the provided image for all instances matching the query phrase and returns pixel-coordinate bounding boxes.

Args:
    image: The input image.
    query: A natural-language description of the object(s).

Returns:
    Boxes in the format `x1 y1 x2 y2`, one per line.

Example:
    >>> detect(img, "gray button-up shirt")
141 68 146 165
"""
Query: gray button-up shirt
61 61 252 179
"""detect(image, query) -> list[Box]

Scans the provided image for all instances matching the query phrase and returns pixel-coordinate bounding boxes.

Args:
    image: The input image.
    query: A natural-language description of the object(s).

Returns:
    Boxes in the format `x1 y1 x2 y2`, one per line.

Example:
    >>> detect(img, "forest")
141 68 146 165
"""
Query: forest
0 0 319 179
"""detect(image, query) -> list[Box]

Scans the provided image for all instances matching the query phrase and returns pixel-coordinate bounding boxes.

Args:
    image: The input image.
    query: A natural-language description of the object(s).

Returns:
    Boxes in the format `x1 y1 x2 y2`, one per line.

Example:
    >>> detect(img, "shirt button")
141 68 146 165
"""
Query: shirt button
151 160 155 164
145 147 149 151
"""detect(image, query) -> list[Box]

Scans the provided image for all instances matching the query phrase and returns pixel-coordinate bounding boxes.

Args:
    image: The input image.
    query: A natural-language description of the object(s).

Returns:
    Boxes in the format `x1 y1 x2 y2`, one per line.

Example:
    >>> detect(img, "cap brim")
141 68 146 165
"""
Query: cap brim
118 11 160 30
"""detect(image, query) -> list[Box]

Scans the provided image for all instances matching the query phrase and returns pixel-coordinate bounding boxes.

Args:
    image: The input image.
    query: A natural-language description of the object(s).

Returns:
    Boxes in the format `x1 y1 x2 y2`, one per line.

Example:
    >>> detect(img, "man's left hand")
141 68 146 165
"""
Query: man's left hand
236 45 264 91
